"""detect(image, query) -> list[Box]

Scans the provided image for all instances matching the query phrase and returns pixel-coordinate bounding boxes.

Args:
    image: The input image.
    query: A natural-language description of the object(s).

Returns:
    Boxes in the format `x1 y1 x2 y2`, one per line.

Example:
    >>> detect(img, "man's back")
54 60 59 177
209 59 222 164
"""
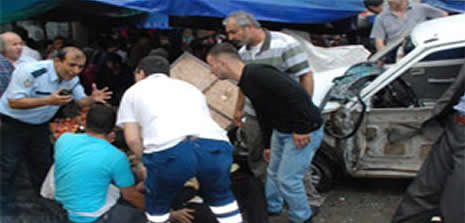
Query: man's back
118 74 228 153
54 133 134 222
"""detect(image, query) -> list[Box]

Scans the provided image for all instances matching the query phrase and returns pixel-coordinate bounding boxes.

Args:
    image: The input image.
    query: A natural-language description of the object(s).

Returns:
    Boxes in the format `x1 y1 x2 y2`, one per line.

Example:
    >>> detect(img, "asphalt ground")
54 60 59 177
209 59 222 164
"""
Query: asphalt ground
270 177 412 223
10 162 412 223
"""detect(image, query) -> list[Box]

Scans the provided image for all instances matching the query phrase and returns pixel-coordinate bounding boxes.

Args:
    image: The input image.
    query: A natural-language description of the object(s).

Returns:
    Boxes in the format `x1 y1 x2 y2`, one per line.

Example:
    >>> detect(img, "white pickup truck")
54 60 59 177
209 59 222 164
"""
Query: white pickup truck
308 13 465 192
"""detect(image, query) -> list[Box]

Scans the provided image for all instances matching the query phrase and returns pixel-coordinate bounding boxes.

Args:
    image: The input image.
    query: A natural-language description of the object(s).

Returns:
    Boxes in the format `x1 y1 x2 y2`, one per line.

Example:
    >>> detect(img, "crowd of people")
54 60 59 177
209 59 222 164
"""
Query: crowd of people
0 1 464 223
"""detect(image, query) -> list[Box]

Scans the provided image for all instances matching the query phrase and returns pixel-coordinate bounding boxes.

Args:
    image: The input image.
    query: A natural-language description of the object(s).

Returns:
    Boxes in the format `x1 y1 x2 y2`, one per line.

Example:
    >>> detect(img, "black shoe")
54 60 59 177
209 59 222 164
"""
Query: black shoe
310 205 320 217
268 211 281 216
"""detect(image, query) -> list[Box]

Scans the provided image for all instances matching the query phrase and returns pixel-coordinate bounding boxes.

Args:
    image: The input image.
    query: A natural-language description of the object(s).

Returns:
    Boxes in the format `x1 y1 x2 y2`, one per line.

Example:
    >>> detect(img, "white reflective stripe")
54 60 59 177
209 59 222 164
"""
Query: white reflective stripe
188 196 204 204
145 212 170 223
217 213 243 223
69 185 120 218
209 201 239 215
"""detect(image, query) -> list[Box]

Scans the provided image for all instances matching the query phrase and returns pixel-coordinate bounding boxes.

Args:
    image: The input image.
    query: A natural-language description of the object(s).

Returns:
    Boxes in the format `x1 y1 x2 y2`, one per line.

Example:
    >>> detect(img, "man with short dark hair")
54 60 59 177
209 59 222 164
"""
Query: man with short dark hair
54 103 145 223
0 47 111 217
223 11 325 212
117 55 243 223
364 0 385 14
207 43 323 223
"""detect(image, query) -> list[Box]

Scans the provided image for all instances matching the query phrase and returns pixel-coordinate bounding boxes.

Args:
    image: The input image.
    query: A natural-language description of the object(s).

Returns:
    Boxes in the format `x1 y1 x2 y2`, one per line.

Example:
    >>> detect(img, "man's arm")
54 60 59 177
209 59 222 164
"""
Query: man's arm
370 14 386 52
9 89 72 109
375 38 385 52
170 209 195 223
299 71 314 98
119 185 145 209
233 90 245 127
123 122 144 159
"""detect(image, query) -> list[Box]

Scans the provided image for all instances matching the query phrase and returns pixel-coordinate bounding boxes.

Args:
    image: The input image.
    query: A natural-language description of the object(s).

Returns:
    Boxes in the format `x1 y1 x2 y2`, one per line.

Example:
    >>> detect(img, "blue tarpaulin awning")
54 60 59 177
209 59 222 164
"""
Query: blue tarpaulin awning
422 0 465 13
89 0 367 24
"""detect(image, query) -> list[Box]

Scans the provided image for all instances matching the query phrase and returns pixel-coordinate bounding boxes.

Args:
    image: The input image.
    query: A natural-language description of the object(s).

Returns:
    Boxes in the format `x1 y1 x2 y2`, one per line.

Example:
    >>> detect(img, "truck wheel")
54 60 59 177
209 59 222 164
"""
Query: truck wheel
305 153 335 193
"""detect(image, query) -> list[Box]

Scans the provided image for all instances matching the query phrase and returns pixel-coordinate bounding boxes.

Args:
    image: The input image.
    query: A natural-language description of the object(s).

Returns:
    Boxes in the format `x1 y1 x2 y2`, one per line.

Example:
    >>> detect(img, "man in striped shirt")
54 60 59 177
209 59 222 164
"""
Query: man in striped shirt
223 10 324 216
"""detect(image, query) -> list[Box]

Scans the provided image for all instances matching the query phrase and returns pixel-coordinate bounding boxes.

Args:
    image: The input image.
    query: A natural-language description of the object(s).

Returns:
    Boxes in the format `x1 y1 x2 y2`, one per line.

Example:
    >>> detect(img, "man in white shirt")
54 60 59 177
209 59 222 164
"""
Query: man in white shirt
117 55 242 223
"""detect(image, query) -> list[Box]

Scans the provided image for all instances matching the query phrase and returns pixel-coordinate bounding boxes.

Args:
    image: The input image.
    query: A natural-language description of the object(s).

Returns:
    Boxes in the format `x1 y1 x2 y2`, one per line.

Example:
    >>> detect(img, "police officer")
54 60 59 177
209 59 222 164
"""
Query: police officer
0 46 111 218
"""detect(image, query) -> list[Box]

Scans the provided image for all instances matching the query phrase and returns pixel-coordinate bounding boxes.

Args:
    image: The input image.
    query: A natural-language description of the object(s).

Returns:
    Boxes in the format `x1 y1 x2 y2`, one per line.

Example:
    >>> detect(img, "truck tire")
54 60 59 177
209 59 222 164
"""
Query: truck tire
305 152 335 193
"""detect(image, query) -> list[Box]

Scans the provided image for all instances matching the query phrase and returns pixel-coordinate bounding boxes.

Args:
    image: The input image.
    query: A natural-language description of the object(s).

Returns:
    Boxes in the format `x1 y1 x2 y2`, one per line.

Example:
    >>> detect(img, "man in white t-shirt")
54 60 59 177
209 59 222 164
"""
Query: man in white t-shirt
117 55 242 223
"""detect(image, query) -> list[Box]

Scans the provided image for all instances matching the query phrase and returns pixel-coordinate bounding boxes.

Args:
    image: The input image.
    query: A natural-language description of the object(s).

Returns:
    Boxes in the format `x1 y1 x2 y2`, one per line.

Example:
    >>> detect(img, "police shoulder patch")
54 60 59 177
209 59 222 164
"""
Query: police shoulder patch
31 68 47 78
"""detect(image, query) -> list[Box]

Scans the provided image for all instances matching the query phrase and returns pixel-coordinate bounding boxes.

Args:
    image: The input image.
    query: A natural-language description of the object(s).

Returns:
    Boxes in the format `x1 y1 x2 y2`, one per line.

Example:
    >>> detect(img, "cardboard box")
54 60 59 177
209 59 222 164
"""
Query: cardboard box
171 52 239 128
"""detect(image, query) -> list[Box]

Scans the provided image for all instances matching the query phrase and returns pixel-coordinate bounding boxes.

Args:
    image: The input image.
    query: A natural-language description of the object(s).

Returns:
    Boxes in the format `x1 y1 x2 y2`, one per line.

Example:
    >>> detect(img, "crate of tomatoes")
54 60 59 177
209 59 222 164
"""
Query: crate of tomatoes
49 105 89 139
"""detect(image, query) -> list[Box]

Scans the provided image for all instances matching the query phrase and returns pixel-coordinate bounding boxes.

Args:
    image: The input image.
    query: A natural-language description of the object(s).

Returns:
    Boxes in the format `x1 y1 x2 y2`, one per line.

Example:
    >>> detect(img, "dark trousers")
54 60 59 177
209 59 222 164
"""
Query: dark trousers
0 116 52 216
231 173 269 223
77 200 146 223
392 114 465 223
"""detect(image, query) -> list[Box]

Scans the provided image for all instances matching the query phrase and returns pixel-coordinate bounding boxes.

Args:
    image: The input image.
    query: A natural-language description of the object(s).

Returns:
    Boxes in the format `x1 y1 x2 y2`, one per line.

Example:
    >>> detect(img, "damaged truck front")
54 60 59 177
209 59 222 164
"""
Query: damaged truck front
309 14 465 192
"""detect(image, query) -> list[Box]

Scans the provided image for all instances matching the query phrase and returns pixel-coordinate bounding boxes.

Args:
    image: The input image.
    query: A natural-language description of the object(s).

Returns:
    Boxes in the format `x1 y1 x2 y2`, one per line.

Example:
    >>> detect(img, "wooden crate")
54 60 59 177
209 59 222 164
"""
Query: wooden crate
170 52 217 91
171 52 239 128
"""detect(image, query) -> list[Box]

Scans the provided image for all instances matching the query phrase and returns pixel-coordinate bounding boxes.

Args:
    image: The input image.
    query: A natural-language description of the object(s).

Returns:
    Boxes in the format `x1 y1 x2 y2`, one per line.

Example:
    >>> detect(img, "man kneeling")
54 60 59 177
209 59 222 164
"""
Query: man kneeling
52 104 190 223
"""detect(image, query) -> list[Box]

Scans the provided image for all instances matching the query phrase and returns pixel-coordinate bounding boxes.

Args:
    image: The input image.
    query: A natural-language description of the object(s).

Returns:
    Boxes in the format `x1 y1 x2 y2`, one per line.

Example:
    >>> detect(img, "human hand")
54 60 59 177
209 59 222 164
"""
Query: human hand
106 131 116 143
135 181 144 193
263 149 270 163
48 89 73 105
293 133 311 149
170 208 195 223
233 110 244 127
90 83 112 103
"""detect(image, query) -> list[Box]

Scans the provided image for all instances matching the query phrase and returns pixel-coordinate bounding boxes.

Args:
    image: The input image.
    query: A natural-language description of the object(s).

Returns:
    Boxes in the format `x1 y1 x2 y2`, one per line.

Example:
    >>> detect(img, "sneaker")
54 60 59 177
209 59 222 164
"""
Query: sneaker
268 211 281 216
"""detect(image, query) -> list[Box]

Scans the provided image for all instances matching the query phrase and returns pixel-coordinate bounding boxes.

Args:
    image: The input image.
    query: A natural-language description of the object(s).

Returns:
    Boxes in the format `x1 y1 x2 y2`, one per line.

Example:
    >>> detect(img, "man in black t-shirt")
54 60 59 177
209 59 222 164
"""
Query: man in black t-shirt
207 43 323 223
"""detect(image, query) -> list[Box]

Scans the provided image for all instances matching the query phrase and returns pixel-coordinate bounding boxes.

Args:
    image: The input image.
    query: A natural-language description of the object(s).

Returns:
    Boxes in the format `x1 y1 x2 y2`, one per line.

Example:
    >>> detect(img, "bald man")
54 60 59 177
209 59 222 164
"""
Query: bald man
0 47 112 217
0 32 35 68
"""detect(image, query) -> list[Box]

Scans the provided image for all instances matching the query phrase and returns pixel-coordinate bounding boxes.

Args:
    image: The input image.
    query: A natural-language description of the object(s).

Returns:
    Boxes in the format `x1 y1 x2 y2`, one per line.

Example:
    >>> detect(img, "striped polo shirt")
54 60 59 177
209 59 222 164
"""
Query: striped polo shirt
239 30 312 116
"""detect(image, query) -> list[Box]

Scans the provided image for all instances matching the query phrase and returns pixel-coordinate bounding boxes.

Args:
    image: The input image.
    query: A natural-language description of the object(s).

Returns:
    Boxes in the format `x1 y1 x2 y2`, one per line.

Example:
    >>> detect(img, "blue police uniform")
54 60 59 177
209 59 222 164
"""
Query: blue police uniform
0 60 86 124
0 60 86 216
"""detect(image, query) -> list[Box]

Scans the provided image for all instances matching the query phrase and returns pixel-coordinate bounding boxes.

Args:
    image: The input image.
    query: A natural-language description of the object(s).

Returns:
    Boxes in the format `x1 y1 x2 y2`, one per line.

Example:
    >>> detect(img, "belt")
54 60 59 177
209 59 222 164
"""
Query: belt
456 112 465 125
182 135 199 142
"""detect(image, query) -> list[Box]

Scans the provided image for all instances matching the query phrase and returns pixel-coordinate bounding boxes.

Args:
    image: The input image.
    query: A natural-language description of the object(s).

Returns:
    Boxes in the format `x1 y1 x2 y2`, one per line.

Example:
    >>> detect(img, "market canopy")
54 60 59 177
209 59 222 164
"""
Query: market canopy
89 0 367 24
0 0 66 24
0 0 144 25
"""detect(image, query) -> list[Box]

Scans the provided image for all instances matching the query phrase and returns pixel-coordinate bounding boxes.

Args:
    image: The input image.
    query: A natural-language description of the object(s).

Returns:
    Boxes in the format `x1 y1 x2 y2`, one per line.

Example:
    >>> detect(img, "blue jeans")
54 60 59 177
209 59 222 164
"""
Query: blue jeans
142 137 242 223
265 128 324 223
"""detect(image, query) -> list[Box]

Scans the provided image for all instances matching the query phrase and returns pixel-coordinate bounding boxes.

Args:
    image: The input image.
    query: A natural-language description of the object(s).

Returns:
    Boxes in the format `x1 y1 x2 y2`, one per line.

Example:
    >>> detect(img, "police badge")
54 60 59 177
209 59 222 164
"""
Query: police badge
24 79 33 88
